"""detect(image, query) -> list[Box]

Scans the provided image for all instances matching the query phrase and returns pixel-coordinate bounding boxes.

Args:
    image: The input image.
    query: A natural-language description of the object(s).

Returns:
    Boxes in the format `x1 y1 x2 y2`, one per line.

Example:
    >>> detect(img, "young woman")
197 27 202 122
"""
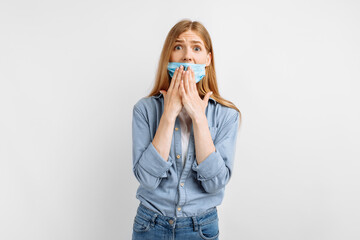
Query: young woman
131 19 241 240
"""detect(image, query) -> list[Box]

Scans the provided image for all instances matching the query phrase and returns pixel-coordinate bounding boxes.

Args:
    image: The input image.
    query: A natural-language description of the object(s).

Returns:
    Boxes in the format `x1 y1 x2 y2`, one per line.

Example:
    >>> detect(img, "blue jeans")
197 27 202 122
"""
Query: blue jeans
132 203 220 240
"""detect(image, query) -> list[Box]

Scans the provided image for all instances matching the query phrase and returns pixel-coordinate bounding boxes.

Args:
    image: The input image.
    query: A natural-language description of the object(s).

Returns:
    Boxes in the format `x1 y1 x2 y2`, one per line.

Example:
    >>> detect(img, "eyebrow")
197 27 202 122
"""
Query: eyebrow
175 39 204 45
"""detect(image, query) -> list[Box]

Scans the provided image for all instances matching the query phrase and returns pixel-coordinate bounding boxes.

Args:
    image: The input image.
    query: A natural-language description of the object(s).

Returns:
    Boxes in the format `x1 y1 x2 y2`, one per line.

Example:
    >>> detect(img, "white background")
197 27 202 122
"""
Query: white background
1 0 359 239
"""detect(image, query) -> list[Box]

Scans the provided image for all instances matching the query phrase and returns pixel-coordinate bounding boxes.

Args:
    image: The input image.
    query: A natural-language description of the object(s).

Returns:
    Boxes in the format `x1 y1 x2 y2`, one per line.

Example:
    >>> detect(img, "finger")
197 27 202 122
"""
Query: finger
184 70 190 94
188 66 196 92
179 80 185 98
168 67 179 91
188 69 196 91
174 66 184 90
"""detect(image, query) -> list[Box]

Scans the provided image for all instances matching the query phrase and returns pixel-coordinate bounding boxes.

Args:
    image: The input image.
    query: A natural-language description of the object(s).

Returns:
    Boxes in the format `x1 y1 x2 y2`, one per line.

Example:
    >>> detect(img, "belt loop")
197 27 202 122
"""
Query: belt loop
150 214 158 227
191 216 198 232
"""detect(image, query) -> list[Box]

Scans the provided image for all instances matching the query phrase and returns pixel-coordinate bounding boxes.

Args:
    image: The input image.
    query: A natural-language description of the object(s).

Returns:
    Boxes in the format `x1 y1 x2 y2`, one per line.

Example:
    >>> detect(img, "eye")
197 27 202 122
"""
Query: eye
174 45 182 50
194 46 201 51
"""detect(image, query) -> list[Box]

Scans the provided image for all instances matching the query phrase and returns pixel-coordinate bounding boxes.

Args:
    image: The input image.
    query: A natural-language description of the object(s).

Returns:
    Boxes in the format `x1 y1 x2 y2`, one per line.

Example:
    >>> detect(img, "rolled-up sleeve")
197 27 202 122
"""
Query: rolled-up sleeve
192 110 240 193
132 105 173 191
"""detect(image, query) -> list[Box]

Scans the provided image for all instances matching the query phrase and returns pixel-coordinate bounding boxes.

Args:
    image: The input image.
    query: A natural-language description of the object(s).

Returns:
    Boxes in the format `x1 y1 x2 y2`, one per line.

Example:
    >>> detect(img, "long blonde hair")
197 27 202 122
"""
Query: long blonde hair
147 19 241 120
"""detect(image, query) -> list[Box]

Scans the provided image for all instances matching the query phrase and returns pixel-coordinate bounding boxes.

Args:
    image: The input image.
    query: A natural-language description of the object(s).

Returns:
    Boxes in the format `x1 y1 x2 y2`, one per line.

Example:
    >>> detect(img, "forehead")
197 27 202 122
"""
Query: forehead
176 30 204 44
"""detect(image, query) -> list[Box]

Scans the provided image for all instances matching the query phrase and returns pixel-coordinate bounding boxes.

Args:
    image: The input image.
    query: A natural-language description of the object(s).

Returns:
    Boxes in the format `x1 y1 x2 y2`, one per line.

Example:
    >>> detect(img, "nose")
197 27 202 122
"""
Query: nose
182 47 193 63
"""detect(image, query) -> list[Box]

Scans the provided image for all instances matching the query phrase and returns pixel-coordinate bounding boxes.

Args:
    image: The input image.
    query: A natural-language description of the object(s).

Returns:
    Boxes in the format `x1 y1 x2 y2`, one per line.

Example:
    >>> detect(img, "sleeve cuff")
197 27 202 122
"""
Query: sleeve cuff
192 150 225 180
139 142 173 178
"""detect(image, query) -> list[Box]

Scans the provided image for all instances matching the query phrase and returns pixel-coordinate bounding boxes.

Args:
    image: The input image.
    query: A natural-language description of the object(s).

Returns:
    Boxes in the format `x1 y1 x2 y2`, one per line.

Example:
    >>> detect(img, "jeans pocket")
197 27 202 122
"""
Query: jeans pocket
133 214 151 233
199 219 219 240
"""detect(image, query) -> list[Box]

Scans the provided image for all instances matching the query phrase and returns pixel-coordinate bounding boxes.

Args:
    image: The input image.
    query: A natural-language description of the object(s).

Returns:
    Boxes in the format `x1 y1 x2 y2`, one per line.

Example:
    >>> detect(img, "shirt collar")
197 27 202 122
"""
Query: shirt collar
154 92 216 103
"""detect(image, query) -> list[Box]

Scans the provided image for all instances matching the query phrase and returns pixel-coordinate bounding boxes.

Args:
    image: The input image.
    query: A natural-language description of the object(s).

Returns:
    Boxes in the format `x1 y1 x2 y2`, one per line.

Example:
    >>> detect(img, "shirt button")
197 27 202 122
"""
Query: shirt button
177 207 181 211
168 219 174 225
175 127 179 131
176 155 181 159
180 182 184 187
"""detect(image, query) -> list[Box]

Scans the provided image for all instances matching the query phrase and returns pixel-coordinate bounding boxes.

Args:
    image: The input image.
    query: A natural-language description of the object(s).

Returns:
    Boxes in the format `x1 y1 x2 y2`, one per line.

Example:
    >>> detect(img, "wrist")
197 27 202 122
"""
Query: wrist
192 112 207 125
162 110 177 123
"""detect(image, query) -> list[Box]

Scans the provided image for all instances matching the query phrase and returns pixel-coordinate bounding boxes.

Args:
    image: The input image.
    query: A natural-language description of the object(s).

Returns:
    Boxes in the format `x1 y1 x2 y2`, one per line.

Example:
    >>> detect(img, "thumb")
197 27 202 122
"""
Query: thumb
159 90 167 97
203 91 213 103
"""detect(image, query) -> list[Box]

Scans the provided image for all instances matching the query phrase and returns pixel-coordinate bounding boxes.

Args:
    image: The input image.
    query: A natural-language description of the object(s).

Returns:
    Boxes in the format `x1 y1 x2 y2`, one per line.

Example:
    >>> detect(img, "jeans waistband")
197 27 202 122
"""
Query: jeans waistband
136 203 218 230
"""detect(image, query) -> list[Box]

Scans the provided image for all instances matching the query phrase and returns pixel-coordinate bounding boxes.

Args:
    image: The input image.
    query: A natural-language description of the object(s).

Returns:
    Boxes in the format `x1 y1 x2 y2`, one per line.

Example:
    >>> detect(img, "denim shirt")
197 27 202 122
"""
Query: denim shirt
132 92 240 217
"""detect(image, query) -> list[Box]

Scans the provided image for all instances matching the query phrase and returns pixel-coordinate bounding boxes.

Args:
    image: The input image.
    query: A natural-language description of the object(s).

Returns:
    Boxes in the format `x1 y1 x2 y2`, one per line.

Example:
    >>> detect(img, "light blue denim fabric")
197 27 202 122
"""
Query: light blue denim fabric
132 92 240 218
132 203 219 240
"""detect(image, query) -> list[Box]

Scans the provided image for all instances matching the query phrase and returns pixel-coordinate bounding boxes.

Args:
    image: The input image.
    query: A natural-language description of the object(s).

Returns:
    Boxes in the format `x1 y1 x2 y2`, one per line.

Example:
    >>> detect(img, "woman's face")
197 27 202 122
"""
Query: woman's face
169 30 211 66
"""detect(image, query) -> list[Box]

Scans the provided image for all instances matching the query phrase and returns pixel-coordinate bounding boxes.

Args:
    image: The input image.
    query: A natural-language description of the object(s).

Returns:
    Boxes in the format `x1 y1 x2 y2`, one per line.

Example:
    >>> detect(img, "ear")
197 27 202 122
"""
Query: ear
206 52 212 67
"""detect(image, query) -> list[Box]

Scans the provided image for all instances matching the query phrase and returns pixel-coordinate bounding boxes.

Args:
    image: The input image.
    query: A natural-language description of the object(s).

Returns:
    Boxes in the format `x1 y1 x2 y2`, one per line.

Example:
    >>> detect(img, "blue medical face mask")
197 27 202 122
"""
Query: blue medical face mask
167 62 206 83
